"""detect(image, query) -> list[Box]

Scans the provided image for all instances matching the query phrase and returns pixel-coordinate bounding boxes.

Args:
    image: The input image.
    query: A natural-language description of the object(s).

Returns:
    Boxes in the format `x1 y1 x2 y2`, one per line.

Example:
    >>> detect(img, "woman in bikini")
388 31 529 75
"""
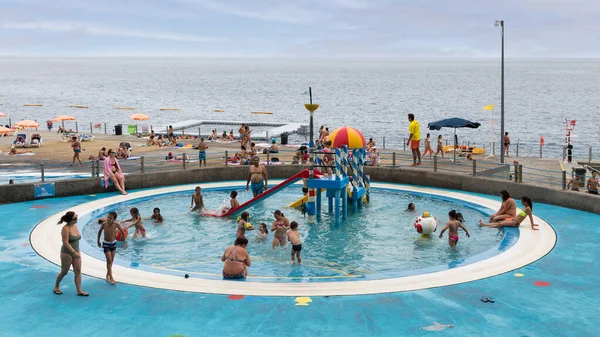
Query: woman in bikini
489 190 516 222
479 196 539 230
435 135 444 157
424 133 434 158
53 211 89 296
271 210 290 248
71 136 83 166
222 237 251 279
103 149 127 195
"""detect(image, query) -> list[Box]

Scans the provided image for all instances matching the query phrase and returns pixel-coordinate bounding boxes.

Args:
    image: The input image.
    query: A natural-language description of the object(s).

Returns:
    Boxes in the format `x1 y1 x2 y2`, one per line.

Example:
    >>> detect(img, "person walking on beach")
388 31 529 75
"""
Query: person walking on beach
246 156 268 197
424 133 434 158
53 211 88 296
504 132 511 157
435 135 444 157
407 113 421 166
198 137 207 167
71 136 83 166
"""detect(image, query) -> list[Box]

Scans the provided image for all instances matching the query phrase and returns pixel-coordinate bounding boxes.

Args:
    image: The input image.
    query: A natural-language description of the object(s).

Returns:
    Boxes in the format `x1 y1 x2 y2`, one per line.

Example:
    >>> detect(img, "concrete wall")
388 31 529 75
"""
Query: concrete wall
1 166 599 215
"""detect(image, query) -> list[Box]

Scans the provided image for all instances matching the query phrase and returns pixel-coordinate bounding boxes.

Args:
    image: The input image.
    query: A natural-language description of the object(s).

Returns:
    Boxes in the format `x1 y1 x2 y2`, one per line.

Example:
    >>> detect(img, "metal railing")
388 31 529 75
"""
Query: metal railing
0 148 580 191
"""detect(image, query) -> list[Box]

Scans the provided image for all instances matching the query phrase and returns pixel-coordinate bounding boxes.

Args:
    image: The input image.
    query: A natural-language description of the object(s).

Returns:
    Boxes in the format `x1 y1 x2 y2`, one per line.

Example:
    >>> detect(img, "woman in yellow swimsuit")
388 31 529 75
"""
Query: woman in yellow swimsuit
479 196 539 230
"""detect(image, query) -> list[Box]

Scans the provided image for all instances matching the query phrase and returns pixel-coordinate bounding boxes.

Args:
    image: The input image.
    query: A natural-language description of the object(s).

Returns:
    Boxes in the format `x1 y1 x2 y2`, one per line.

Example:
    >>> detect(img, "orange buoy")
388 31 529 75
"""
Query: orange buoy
540 135 545 146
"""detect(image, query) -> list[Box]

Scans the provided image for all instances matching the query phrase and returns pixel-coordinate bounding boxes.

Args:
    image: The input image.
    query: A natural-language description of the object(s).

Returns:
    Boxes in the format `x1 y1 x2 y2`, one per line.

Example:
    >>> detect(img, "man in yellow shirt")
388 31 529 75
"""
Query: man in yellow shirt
407 113 421 166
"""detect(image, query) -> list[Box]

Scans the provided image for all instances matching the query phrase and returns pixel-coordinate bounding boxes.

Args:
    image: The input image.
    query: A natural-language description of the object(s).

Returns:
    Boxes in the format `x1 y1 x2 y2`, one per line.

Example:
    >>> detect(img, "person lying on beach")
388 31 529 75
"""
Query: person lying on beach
9 148 32 155
146 136 156 146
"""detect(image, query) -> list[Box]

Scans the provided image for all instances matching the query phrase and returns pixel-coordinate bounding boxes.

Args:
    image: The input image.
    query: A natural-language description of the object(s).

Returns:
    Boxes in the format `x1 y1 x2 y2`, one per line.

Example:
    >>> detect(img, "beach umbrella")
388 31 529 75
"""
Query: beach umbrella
128 113 149 121
52 115 76 129
326 126 367 149
0 126 11 135
14 120 40 128
128 113 149 134
13 120 40 141
427 117 481 161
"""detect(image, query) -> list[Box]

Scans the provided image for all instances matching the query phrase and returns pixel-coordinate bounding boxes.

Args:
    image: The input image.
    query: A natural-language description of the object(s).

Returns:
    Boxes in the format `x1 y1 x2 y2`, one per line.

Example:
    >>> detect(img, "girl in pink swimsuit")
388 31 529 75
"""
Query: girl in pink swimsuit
439 210 470 248
271 210 290 248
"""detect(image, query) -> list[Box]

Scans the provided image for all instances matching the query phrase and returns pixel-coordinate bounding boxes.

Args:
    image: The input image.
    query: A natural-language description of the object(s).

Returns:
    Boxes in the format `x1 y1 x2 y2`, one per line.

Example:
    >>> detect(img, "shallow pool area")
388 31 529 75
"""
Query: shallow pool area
78 186 508 281
2 180 599 336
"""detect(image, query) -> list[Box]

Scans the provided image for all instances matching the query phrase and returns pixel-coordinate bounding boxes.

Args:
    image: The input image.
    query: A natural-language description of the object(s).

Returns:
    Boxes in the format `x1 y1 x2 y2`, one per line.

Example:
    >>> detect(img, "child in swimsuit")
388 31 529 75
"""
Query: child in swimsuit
150 207 164 222
287 221 302 264
122 207 146 238
190 186 205 213
97 211 127 284
439 210 470 248
271 210 290 248
257 223 268 242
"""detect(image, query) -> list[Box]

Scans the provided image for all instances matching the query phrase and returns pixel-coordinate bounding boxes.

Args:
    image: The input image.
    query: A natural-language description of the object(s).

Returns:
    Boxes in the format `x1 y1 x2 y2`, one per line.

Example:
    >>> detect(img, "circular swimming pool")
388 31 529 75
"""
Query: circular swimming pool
31 181 555 296
77 184 509 282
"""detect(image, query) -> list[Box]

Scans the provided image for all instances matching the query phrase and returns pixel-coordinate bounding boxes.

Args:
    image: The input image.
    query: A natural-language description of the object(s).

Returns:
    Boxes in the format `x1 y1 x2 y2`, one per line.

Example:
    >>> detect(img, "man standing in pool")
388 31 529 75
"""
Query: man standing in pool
439 210 470 248
190 186 206 213
97 211 127 285
246 156 268 197
407 113 421 166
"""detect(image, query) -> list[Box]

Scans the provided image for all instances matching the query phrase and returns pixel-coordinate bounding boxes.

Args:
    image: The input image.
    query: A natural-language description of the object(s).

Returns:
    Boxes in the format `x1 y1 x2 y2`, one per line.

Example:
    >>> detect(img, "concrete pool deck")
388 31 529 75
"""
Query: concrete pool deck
2 185 598 336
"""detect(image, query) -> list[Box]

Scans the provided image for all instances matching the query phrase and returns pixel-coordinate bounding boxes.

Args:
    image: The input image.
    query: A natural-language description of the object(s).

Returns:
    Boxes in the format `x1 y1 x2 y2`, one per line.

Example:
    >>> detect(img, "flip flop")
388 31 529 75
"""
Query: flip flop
53 290 63 295
77 292 89 297
480 296 495 303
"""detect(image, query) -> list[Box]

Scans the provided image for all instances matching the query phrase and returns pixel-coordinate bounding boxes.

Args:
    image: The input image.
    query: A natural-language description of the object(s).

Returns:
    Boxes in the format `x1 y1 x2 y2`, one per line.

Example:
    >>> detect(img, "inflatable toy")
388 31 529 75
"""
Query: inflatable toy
116 228 128 242
414 212 438 235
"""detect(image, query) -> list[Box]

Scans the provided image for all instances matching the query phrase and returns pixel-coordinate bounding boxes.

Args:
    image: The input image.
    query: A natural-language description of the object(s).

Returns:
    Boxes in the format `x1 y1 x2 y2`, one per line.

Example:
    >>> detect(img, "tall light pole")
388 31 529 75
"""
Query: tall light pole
495 20 505 164
304 87 319 162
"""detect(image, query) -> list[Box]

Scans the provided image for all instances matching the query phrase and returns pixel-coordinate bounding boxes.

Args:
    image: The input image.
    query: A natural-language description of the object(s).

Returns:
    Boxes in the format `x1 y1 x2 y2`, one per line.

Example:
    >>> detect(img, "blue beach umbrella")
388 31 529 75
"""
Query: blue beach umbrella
427 118 481 161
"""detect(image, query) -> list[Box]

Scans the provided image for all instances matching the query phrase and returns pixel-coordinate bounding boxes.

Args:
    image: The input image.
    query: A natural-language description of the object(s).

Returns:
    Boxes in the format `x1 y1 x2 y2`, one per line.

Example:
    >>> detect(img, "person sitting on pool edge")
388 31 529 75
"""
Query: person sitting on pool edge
439 210 470 248
479 196 539 230
222 237 251 279
489 190 516 222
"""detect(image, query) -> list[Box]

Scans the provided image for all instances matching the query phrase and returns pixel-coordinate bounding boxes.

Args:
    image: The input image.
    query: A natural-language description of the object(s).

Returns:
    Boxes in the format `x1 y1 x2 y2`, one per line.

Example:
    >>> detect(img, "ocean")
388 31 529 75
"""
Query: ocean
1 57 599 159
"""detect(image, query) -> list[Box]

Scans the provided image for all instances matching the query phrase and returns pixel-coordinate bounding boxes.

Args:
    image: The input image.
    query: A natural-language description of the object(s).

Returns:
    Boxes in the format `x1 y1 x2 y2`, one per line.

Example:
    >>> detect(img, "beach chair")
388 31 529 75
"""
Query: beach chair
13 134 27 148
79 134 95 142
29 133 42 147
62 132 74 142
141 125 149 135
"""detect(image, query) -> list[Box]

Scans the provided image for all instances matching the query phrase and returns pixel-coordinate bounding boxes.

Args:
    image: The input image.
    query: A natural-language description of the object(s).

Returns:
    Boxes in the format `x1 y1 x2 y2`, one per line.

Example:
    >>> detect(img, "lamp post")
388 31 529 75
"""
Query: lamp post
495 19 505 164
304 87 319 162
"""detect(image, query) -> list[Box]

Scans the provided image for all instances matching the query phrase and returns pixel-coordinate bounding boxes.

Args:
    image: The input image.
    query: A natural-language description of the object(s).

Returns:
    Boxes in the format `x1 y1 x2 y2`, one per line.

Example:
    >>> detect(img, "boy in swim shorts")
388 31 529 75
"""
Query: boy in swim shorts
97 211 127 284
439 210 470 248
287 221 302 264
198 137 207 167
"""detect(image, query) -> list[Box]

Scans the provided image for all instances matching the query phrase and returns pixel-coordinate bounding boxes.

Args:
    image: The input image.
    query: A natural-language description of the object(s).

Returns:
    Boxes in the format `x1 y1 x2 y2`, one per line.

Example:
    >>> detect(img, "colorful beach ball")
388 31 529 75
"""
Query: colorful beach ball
326 126 367 149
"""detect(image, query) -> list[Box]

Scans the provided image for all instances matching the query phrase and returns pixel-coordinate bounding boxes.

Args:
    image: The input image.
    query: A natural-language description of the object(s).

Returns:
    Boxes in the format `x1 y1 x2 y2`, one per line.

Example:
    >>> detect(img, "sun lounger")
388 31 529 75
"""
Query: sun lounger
79 134 95 142
29 134 43 147
13 134 27 148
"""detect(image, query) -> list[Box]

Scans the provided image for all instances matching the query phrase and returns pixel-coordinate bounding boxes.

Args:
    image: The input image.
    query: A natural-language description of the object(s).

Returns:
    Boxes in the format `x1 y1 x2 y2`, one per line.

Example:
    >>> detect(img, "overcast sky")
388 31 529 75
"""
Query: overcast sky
1 0 599 58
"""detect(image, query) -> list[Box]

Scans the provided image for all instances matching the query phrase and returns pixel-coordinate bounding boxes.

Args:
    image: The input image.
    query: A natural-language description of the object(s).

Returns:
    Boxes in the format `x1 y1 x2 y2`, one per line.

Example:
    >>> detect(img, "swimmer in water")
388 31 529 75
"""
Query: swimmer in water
237 211 252 239
122 207 146 238
271 210 290 248
257 223 268 241
190 186 205 214
405 202 416 212
287 221 302 264
97 211 127 284
439 210 470 248
146 207 164 223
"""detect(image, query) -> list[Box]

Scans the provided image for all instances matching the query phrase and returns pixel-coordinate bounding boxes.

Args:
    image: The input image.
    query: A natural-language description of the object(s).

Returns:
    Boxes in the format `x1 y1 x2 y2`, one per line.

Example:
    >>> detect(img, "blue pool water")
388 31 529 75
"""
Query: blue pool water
79 185 506 281
1 185 599 336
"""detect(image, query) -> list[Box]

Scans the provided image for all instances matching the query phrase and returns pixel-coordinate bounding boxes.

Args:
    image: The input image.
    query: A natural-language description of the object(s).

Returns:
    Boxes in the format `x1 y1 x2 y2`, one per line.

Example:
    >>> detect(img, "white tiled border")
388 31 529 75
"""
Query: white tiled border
30 181 556 296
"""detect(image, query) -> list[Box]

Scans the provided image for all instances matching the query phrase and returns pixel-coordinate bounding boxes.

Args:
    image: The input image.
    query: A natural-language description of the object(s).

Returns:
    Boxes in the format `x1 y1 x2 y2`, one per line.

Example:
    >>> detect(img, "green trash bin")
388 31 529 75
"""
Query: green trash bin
127 124 137 135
